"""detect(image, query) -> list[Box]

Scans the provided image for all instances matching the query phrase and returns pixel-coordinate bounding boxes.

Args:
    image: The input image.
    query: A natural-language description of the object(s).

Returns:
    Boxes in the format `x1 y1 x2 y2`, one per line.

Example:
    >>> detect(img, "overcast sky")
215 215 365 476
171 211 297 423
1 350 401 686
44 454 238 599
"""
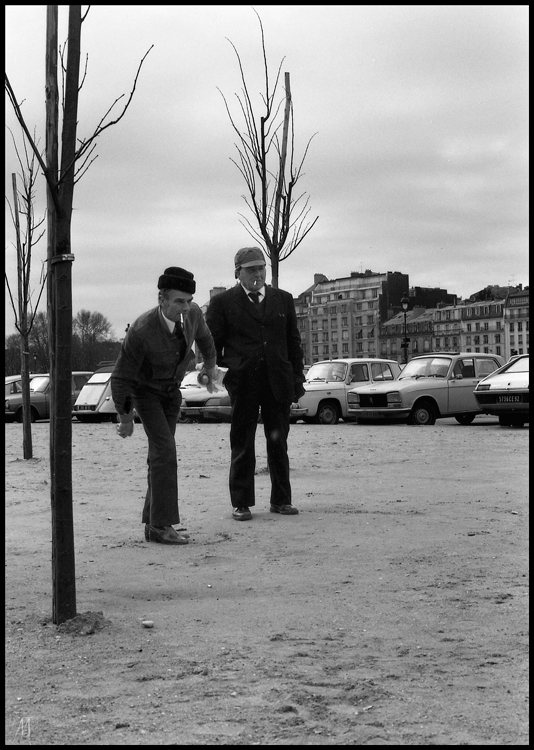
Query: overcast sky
5 5 529 340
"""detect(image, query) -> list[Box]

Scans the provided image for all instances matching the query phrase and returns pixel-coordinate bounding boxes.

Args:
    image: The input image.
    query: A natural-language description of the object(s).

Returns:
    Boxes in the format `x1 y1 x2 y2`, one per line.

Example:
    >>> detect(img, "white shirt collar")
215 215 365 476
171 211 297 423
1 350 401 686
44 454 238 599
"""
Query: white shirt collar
160 308 179 333
241 283 265 301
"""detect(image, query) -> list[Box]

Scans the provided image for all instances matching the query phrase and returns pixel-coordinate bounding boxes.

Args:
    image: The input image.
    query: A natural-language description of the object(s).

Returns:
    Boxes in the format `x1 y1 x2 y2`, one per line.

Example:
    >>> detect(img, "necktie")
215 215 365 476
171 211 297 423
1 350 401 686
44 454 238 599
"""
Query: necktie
173 321 186 360
248 292 261 305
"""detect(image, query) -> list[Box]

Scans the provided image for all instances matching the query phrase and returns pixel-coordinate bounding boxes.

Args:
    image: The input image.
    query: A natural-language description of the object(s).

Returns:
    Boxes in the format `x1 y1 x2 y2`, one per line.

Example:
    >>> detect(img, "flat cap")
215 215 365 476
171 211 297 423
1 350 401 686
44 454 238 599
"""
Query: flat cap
234 246 266 269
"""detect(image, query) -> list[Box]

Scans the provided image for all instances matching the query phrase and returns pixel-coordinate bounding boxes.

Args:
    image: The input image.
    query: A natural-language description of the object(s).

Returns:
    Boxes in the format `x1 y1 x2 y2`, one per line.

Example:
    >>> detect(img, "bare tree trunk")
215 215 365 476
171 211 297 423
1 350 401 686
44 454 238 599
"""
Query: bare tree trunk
271 72 291 289
12 173 34 458
47 4 80 625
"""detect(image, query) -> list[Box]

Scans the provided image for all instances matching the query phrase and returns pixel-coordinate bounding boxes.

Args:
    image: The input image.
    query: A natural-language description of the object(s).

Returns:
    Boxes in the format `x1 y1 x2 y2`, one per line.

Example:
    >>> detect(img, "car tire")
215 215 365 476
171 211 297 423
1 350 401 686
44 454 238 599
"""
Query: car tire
408 400 437 426
178 411 191 424
455 413 476 425
15 408 37 423
315 402 340 425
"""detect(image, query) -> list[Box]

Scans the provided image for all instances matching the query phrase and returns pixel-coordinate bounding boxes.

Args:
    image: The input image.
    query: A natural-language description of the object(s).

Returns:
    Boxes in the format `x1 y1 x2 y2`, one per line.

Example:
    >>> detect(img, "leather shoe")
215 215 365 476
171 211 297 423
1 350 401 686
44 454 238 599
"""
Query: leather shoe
144 524 189 542
146 525 189 544
270 504 299 515
232 507 252 521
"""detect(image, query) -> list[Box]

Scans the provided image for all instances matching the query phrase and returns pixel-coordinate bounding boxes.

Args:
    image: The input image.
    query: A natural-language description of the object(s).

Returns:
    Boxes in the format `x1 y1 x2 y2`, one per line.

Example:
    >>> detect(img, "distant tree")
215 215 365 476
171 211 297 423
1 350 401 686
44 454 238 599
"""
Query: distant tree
27 311 50 373
72 309 114 370
5 334 21 376
5 138 47 458
219 9 318 288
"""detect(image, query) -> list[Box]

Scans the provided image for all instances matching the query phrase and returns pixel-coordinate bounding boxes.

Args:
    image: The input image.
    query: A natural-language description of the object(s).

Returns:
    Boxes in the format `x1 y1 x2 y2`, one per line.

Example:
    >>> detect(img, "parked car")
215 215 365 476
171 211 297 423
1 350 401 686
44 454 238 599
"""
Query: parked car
5 371 93 423
5 373 45 399
291 357 402 425
347 352 504 425
72 364 118 422
473 354 529 427
179 367 231 423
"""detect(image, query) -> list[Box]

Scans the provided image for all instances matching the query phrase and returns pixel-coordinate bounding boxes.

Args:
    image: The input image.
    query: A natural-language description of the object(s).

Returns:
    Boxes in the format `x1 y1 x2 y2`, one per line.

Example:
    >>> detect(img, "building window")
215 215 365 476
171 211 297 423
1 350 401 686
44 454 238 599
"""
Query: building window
467 323 472 332
474 336 480 345
475 323 480 331
466 336 471 345
483 335 488 344
331 306 337 315
495 334 501 343
342 317 348 327
496 346 501 356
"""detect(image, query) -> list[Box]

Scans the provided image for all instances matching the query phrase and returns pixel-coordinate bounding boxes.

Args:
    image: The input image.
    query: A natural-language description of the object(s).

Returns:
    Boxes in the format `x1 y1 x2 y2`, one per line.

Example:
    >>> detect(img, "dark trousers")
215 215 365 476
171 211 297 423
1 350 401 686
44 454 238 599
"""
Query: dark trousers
229 369 291 508
133 386 182 527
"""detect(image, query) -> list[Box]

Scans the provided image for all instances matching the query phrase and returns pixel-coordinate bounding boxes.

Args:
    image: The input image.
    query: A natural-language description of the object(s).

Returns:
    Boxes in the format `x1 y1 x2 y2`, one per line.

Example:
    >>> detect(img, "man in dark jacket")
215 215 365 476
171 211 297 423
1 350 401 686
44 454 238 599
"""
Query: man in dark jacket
206 247 306 521
112 266 217 544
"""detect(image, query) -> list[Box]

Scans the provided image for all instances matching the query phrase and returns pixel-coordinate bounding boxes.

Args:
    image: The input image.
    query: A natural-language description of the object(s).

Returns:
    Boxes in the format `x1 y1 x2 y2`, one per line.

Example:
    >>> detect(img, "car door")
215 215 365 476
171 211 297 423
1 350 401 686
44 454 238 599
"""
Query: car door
448 357 479 412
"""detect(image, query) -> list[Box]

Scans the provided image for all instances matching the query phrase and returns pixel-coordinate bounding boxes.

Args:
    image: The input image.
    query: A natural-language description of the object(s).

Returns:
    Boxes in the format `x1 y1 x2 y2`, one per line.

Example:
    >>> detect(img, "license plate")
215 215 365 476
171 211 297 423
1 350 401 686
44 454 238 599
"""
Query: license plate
497 395 522 403
361 411 382 418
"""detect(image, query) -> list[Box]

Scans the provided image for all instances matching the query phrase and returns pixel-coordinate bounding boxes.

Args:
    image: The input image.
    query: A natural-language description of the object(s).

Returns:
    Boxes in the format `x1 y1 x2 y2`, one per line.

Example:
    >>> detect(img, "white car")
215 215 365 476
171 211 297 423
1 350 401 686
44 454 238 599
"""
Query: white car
72 363 119 423
291 358 402 425
347 352 504 425
474 354 529 427
179 367 231 423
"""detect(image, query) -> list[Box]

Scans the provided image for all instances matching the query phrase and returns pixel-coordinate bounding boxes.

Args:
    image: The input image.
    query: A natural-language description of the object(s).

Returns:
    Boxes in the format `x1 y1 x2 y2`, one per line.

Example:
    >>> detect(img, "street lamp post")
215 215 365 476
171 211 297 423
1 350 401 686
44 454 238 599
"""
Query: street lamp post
401 295 410 365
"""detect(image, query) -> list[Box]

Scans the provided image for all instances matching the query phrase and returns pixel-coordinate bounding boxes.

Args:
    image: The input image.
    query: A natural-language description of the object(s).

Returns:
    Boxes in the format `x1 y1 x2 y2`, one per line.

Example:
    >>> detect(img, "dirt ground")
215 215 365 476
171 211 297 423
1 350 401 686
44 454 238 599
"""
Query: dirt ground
5 416 529 746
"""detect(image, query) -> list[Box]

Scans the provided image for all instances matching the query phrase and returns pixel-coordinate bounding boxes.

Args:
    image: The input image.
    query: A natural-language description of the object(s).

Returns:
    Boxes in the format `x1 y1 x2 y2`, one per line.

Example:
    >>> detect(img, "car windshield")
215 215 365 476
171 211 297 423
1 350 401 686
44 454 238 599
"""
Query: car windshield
503 357 529 374
306 362 347 382
29 376 50 392
399 357 452 379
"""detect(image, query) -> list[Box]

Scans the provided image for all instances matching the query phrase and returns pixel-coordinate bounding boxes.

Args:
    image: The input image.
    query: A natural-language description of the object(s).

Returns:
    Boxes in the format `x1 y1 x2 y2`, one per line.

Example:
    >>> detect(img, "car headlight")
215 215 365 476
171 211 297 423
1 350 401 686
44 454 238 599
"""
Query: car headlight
476 384 491 391
347 393 360 405
386 391 402 406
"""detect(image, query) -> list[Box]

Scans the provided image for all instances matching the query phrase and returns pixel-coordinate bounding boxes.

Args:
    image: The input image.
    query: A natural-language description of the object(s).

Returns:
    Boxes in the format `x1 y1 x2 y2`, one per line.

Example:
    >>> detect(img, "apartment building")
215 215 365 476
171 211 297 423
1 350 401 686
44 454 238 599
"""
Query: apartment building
294 270 409 364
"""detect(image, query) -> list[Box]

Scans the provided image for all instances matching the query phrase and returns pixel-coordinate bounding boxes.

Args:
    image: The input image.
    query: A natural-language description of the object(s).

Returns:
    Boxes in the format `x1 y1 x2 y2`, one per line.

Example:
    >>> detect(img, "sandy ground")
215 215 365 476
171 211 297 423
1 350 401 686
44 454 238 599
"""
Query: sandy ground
5 416 529 746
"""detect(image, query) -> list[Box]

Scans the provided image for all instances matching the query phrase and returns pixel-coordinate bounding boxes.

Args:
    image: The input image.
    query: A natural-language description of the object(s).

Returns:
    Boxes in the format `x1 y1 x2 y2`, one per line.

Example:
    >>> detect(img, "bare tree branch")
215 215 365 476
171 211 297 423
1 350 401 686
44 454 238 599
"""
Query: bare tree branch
220 11 318 287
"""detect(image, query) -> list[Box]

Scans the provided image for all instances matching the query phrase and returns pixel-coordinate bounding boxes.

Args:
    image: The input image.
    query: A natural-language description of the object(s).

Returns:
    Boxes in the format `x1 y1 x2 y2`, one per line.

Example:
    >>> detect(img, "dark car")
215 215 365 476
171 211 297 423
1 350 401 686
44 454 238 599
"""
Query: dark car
5 371 93 423
473 354 529 427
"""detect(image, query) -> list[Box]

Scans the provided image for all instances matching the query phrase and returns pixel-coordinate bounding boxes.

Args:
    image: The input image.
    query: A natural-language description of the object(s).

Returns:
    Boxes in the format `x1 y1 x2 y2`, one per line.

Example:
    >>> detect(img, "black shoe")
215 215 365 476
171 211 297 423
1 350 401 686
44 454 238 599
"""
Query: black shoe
270 504 299 515
145 523 189 541
146 525 189 544
232 507 252 521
